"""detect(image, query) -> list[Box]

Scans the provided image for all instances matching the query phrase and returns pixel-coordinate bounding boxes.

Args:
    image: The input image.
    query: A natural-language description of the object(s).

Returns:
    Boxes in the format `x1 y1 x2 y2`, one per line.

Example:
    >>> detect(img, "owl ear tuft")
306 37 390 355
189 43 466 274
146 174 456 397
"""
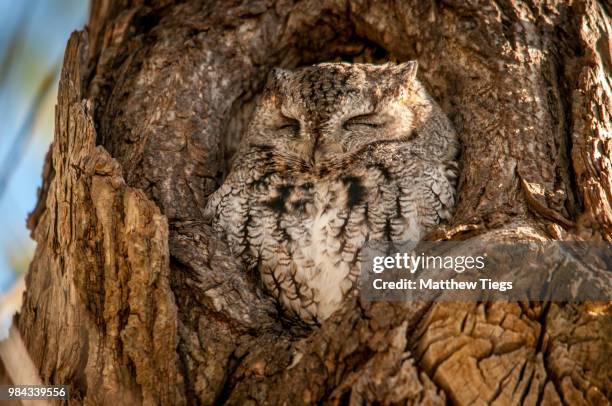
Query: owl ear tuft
268 67 293 84
394 61 418 83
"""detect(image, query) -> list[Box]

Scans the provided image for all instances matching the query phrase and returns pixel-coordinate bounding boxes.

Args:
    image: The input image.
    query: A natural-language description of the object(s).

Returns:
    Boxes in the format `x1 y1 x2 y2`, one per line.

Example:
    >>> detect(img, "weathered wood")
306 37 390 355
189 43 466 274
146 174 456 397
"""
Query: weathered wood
15 0 611 404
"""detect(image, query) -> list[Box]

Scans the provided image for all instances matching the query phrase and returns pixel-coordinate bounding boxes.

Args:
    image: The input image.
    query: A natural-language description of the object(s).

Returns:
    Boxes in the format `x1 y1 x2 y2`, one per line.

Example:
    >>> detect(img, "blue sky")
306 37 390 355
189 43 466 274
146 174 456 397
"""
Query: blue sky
0 0 89 291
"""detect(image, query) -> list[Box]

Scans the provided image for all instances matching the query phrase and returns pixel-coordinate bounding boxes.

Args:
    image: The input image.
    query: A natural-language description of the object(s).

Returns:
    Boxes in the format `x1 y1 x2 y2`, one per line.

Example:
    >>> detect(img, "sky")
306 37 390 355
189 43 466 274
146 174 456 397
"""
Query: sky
0 0 89 291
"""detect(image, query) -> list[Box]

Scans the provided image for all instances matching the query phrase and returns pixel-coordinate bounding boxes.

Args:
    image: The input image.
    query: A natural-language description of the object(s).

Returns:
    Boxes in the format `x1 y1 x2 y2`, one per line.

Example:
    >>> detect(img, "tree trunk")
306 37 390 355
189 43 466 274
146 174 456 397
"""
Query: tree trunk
14 0 611 404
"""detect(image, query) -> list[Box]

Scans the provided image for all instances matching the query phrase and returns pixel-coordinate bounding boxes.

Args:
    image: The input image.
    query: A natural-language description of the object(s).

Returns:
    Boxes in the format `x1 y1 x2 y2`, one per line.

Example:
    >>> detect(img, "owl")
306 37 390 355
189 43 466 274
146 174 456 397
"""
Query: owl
204 62 460 324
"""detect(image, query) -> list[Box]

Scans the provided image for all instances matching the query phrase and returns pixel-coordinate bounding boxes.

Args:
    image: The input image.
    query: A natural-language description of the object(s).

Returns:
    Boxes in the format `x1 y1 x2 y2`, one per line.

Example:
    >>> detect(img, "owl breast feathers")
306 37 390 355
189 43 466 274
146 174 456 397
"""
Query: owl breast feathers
205 61 460 324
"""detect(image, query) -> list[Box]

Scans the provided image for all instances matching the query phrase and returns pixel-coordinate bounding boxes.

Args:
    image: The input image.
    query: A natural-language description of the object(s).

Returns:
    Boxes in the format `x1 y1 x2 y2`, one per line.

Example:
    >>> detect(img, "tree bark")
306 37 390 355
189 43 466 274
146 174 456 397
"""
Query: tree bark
14 0 611 404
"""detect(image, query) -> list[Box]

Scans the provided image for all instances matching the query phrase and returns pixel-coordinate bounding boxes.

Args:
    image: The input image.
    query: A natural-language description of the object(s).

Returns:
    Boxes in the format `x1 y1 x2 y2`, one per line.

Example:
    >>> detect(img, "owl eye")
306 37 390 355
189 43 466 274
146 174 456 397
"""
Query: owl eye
277 117 300 136
343 114 384 131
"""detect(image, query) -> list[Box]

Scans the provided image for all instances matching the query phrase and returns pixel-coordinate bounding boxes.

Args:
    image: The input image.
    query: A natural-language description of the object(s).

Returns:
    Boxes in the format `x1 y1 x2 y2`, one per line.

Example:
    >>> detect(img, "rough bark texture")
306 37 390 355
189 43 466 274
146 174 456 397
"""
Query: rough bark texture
14 0 611 404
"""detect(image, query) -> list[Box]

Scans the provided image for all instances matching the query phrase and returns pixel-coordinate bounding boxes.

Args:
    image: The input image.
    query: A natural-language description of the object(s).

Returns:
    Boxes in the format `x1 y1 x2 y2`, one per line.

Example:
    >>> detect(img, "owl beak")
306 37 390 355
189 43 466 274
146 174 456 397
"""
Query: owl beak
312 150 323 166
312 141 343 165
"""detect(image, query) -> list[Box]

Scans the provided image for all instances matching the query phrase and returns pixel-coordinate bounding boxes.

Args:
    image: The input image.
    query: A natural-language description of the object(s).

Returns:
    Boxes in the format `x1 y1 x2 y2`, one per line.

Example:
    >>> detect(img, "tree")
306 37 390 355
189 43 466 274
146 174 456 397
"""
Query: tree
13 0 611 404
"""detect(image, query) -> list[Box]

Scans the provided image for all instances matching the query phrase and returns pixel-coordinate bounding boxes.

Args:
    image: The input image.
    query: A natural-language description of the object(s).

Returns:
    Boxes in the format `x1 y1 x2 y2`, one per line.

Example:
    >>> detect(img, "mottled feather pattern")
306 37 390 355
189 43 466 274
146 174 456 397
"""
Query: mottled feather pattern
205 62 459 324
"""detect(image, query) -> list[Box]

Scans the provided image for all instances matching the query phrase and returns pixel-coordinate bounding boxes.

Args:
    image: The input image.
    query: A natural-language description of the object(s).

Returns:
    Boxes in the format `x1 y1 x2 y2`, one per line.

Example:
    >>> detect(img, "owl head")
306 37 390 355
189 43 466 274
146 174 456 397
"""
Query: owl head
243 62 458 168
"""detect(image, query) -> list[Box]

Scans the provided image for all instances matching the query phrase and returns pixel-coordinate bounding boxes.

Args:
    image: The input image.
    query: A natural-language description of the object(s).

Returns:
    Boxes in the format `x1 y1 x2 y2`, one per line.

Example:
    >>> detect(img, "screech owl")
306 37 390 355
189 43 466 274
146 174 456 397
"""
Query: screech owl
204 62 460 324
